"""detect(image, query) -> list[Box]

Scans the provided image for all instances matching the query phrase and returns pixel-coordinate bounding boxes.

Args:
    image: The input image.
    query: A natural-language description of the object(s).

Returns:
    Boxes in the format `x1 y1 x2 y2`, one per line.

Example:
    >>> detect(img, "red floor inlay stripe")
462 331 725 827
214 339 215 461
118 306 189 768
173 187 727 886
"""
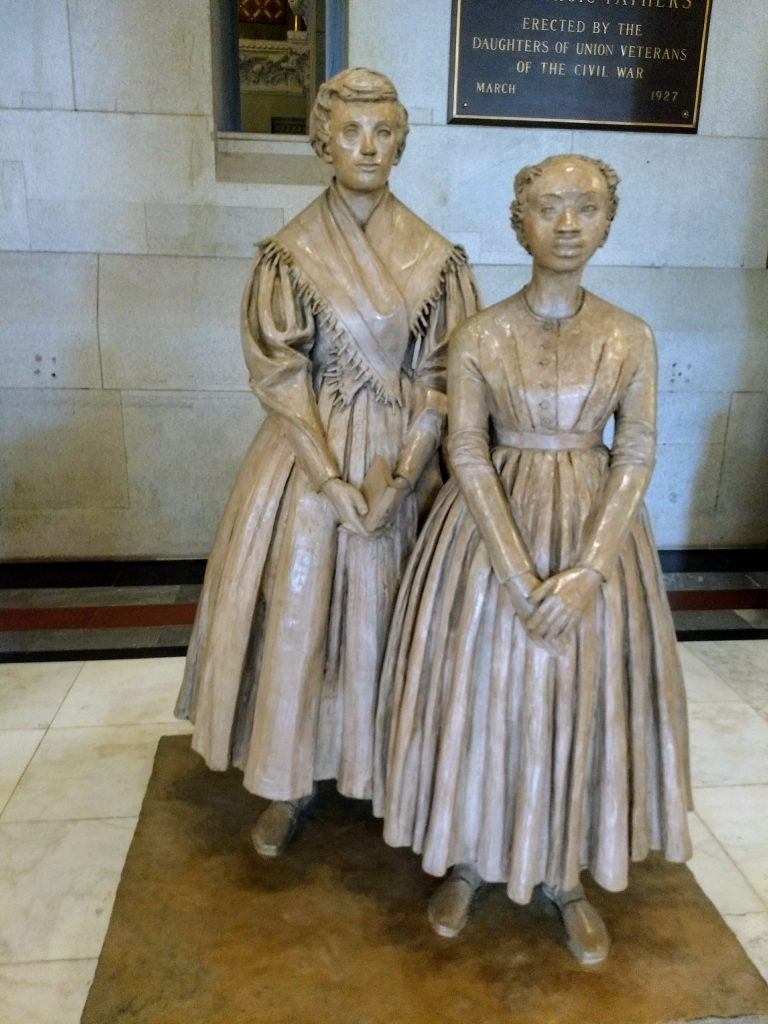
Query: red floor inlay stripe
0 604 198 631
666 589 768 611
0 589 766 633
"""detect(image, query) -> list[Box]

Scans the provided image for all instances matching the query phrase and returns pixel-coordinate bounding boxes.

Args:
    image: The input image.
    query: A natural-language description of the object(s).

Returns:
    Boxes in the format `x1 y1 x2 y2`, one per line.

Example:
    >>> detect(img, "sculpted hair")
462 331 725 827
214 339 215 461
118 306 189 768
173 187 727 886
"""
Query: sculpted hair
510 154 620 253
309 67 410 161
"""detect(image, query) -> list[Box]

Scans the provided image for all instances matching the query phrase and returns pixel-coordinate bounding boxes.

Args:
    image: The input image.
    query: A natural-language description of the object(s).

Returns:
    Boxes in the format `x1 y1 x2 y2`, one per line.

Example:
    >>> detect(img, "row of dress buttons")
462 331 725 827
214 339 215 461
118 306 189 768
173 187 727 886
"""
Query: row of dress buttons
536 326 557 427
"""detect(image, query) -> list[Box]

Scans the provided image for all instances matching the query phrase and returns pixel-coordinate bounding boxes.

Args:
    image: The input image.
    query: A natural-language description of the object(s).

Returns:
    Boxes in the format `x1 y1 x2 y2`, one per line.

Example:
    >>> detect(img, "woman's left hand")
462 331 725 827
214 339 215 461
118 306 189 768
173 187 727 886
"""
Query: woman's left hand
525 566 602 648
364 475 411 534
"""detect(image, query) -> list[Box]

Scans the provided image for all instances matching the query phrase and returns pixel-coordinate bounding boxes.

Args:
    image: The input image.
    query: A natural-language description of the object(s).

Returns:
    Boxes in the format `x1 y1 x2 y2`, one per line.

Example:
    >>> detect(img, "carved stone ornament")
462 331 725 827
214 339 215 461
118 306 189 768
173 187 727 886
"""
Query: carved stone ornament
239 37 310 94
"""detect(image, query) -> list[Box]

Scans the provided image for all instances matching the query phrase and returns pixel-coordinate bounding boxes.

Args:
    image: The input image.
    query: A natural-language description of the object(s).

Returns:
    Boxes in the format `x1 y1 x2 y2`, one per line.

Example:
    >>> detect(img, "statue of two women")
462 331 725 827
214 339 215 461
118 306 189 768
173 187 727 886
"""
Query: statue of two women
177 68 691 966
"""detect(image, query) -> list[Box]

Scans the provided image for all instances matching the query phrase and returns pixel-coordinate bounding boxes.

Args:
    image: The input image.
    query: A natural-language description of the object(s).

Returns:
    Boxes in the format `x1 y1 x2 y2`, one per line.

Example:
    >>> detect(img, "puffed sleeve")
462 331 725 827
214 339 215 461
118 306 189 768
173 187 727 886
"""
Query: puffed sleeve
577 322 657 579
241 245 340 490
394 253 479 487
446 323 536 583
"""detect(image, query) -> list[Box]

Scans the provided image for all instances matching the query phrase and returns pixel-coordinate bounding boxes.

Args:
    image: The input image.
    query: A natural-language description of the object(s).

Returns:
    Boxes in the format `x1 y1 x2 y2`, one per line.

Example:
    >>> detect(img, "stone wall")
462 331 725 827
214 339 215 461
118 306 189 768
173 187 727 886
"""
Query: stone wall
0 0 766 558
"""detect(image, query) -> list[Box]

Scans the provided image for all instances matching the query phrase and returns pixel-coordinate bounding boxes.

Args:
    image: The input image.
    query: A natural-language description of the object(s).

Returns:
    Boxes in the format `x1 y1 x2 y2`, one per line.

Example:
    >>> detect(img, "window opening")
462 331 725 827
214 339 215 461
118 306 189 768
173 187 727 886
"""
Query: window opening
238 0 312 135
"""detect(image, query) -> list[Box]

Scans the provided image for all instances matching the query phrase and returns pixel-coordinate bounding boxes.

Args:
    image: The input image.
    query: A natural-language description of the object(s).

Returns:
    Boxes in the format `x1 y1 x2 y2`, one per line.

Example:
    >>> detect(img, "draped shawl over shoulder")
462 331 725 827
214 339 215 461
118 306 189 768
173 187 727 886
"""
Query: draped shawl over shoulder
177 183 478 802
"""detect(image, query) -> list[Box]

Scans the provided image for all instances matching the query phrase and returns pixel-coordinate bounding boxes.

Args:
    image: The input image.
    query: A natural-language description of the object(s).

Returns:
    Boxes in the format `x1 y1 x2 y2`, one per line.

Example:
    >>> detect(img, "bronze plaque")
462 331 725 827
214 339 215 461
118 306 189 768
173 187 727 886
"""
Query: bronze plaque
449 0 712 132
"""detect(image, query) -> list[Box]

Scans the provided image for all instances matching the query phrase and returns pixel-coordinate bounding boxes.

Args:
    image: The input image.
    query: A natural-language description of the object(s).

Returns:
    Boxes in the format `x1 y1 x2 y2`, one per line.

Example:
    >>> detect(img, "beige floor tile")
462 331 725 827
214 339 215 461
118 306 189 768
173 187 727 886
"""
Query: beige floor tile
0 819 136 962
0 662 83 730
724 912 768 984
687 813 766 916
694 785 768 906
52 656 186 728
680 643 741 702
0 722 190 822
0 730 44 814
688 702 768 787
0 959 96 1024
687 640 768 708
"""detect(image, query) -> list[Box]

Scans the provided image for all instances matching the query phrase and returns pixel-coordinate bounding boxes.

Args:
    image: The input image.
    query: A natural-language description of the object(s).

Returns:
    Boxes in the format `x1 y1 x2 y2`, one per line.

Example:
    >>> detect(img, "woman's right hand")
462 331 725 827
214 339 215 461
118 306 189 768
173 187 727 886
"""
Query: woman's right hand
321 478 370 537
504 570 570 657
503 570 539 622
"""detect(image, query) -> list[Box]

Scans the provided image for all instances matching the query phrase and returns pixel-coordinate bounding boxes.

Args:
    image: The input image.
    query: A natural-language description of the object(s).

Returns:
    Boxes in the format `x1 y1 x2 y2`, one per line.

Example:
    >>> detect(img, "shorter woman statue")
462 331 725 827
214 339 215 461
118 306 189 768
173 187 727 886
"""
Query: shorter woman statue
375 154 692 965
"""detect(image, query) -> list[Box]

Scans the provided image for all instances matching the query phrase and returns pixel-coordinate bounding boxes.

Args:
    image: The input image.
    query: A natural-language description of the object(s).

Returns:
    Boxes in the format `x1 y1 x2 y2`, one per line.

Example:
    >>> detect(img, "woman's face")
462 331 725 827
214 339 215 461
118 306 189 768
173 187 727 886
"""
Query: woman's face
522 158 611 272
323 99 401 194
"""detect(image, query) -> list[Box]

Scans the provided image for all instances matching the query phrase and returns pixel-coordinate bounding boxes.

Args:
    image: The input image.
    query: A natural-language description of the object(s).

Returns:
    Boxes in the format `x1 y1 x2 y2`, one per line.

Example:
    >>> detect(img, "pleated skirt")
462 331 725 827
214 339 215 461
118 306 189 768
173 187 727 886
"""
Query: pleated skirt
177 377 440 802
376 445 692 903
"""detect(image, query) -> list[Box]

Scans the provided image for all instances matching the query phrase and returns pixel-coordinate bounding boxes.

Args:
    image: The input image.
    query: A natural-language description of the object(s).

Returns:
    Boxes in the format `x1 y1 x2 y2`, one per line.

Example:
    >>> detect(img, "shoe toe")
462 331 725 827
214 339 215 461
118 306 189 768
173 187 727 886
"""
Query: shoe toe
561 899 610 965
251 802 298 858
427 878 474 939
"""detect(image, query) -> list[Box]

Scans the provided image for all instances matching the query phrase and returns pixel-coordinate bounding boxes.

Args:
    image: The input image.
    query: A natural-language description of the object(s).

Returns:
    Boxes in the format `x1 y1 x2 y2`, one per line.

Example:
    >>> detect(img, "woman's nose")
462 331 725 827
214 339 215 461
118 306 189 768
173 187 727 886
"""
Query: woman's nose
360 130 377 154
556 206 578 231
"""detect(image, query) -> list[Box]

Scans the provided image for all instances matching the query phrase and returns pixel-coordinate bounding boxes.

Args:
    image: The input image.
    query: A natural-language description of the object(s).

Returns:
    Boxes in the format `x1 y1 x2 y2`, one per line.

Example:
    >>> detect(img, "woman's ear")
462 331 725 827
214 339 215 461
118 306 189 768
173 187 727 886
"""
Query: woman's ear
319 142 334 165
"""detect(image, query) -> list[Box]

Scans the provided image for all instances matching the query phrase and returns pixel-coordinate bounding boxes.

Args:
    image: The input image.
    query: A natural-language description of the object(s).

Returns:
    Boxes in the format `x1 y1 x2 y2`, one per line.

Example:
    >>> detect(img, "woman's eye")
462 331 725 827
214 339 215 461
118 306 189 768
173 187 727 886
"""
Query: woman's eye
581 204 598 214
378 128 392 138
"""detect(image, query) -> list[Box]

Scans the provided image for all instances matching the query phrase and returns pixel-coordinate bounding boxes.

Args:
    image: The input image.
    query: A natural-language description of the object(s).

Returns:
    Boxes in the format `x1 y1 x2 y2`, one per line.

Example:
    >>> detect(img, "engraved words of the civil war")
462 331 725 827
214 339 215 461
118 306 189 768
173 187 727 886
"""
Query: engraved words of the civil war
449 0 712 131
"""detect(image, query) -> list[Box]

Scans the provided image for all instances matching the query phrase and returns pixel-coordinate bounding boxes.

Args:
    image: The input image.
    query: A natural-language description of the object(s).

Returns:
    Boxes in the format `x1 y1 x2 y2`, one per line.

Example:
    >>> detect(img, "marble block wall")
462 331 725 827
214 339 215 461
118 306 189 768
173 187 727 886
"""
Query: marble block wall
0 0 766 558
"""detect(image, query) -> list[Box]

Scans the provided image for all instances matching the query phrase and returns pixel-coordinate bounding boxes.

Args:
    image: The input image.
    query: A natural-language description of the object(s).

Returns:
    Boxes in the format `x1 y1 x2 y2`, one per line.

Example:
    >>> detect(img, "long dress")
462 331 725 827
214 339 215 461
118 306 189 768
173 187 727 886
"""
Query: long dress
175 182 478 803
376 289 692 903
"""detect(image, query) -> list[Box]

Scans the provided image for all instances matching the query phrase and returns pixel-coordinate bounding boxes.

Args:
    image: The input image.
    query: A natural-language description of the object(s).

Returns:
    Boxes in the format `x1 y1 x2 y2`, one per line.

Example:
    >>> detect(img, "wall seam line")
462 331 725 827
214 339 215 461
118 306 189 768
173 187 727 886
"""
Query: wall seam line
64 0 78 111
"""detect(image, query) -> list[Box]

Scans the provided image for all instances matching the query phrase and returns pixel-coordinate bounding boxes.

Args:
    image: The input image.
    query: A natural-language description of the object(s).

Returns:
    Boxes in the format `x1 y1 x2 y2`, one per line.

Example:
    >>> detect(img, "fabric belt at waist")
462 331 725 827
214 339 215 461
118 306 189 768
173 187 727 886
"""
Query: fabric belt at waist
494 429 603 451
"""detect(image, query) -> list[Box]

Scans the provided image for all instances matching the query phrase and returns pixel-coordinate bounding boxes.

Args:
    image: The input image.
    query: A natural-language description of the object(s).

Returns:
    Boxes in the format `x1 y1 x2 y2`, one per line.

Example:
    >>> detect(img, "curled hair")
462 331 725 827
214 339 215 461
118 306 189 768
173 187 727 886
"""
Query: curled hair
510 154 620 253
309 67 409 161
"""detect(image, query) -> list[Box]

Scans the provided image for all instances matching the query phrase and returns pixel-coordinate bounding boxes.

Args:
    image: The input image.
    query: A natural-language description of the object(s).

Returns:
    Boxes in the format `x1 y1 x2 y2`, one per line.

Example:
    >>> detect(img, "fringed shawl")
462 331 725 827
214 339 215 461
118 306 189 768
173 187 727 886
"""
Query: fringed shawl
263 184 468 408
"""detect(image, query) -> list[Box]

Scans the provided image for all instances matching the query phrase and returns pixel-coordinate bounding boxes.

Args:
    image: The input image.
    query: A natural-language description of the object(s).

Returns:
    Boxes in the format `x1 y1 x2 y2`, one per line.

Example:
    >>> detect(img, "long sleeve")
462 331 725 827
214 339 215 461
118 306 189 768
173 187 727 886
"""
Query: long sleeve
395 257 479 487
446 325 536 582
241 247 340 490
577 323 657 580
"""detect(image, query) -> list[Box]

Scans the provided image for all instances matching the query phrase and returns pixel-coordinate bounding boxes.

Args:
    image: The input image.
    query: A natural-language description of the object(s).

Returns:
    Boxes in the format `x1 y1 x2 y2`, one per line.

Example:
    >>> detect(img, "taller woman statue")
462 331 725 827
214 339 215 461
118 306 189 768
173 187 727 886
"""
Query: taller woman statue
376 154 692 965
175 69 478 857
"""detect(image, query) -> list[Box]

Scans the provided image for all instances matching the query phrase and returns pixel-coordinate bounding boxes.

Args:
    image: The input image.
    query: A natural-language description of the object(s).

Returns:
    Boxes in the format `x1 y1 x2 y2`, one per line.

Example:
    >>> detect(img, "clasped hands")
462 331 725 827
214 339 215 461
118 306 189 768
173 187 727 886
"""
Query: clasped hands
505 566 602 656
321 474 410 538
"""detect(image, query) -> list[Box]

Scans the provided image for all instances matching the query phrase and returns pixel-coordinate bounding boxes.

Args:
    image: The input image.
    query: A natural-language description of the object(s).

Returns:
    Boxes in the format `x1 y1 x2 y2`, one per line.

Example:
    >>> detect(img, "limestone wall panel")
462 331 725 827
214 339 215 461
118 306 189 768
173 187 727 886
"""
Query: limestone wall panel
0 252 101 389
0 162 30 251
0 390 128 512
120 391 265 556
68 0 212 116
145 203 283 258
98 255 252 391
0 1 74 111
0 111 214 205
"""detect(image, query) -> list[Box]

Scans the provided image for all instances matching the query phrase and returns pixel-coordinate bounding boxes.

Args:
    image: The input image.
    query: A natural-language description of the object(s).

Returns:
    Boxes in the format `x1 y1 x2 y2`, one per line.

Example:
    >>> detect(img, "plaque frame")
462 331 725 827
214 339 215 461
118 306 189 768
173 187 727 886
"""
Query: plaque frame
448 0 713 133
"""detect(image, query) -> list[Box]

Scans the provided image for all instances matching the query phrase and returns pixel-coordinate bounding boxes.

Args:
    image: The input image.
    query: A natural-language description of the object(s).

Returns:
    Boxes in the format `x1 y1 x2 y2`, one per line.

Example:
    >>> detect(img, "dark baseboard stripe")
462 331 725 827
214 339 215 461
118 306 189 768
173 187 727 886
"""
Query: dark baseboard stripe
2 549 767 588
0 646 189 664
0 560 207 589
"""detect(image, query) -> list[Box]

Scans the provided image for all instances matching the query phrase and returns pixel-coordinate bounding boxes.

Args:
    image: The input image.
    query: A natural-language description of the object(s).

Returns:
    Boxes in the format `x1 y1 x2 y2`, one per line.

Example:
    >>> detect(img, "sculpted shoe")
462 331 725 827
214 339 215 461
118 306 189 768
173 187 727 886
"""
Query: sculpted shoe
428 867 480 938
545 884 610 965
250 797 309 858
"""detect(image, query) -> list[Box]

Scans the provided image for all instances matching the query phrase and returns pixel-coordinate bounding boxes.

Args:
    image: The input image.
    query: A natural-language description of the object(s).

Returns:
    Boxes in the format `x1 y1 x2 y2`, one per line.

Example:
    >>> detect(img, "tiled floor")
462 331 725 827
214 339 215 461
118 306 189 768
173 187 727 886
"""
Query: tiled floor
0 643 766 1022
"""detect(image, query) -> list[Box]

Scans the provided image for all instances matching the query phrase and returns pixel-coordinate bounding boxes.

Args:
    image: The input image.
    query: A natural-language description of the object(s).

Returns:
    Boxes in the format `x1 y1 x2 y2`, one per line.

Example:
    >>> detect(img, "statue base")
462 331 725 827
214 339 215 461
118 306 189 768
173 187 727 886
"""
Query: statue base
81 736 768 1024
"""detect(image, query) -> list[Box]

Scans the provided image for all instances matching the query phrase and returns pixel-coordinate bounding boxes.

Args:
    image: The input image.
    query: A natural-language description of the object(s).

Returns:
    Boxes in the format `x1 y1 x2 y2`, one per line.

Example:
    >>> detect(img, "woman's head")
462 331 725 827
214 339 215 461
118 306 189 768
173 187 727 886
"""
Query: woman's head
510 154 619 254
309 67 410 162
